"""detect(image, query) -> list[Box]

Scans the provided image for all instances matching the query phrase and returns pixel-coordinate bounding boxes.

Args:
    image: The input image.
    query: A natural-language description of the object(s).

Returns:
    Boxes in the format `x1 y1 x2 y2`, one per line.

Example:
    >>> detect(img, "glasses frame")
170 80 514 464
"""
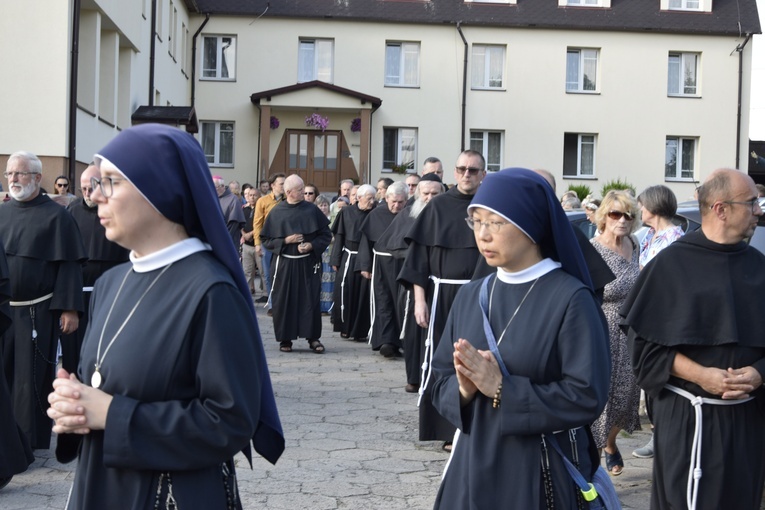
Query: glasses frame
465 217 510 234
606 210 635 221
455 166 483 176
90 176 119 198
720 198 760 212
3 171 39 179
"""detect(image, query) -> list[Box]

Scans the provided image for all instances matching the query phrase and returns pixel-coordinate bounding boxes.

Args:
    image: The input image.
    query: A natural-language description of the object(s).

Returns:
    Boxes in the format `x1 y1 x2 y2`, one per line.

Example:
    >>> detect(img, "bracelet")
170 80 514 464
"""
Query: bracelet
493 381 503 409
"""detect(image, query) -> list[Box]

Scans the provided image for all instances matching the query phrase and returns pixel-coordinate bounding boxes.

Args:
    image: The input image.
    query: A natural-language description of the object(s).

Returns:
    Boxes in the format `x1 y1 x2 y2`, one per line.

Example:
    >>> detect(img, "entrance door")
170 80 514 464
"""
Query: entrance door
286 130 339 190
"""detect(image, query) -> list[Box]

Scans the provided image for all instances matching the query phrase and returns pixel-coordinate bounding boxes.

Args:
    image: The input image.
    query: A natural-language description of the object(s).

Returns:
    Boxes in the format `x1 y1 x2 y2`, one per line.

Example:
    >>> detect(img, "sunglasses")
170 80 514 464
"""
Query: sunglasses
56 182 69 188
455 166 482 176
607 210 634 221
304 191 315 195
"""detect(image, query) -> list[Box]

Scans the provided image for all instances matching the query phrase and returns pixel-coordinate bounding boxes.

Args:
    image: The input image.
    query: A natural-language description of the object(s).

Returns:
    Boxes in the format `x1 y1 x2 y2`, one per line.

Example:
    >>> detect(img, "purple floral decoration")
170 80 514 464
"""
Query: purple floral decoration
270 116 280 129
305 113 329 131
350 117 361 133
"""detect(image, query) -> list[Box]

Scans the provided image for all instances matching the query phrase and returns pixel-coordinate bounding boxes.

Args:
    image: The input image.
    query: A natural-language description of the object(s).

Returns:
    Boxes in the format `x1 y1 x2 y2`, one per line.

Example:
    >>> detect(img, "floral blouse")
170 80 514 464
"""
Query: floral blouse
639 225 684 268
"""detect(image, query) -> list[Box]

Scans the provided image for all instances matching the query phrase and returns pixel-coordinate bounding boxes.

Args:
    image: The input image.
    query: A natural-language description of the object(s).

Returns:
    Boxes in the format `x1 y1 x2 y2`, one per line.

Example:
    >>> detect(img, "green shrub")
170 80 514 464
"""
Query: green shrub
566 184 591 201
601 178 636 197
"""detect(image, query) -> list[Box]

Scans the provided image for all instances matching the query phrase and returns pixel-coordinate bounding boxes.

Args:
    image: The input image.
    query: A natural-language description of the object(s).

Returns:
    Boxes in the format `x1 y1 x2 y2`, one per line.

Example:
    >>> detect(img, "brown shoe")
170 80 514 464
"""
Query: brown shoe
405 383 419 393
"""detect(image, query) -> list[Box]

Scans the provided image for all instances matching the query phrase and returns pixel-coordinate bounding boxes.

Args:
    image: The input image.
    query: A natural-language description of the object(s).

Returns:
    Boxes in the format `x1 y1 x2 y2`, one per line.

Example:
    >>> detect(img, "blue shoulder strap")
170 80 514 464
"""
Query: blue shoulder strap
478 275 511 379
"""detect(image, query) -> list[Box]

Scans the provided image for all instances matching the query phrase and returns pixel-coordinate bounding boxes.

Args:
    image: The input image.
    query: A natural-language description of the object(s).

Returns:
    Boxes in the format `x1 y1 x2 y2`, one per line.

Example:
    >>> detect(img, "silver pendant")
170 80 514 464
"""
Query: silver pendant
32 329 37 339
91 370 102 389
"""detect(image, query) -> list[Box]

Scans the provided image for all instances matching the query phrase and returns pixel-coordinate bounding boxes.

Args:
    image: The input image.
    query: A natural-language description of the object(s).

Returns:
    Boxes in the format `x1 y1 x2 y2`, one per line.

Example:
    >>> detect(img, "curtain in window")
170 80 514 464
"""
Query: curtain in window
566 51 580 91
219 123 234 165
385 45 401 85
683 54 697 95
399 129 416 168
580 136 594 175
668 54 680 94
487 132 502 171
203 38 217 78
581 50 597 91
316 40 333 83
665 138 678 178
201 123 216 163
298 42 315 82
488 47 504 88
472 46 486 88
220 38 234 79
403 44 419 86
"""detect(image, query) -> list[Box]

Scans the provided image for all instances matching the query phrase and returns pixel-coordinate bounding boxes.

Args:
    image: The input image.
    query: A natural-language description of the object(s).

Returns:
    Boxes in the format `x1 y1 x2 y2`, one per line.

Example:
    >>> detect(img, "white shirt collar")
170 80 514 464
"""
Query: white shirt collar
496 258 561 284
130 238 211 273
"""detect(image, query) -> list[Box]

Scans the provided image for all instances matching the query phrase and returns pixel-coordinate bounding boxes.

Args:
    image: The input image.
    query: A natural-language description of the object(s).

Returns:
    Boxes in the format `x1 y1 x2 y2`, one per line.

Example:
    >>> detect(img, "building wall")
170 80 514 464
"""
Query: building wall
191 16 752 199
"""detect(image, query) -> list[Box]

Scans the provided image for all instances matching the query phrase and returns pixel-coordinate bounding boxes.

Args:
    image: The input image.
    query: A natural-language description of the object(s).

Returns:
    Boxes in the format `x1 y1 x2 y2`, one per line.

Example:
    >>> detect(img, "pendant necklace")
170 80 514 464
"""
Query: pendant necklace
91 263 173 389
488 276 539 346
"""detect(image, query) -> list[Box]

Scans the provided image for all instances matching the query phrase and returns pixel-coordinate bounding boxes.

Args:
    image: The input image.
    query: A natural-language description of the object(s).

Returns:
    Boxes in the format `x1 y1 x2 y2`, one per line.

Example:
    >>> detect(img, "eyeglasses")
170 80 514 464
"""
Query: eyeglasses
455 166 483 176
720 198 760 212
607 210 635 221
80 187 93 194
56 182 69 188
304 191 315 195
465 217 510 234
3 171 38 179
407 183 418 188
90 176 121 198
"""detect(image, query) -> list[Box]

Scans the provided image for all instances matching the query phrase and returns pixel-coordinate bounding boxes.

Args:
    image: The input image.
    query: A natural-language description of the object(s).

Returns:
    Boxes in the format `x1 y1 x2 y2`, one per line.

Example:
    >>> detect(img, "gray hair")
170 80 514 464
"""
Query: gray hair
638 185 677 219
386 181 408 198
7 151 42 174
357 184 376 197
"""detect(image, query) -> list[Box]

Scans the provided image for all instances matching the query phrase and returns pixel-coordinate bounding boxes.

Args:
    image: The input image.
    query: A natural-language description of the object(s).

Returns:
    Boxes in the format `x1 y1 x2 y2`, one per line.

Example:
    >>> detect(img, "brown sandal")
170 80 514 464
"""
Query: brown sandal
279 341 292 353
308 339 325 353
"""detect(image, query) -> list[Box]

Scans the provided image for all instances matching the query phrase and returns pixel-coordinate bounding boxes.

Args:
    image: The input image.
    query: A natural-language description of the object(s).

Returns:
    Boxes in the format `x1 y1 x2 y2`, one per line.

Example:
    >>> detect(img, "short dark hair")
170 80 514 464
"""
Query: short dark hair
268 173 286 185
259 179 269 186
697 171 732 215
638 185 678 219
378 177 394 188
459 150 486 171
423 156 441 165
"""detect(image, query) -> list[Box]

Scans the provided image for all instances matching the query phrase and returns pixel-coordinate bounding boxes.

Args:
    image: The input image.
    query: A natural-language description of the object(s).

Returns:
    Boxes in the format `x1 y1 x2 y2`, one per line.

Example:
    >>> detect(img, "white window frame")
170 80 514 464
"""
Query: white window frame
298 39 334 83
168 1 177 60
566 48 599 93
667 52 700 97
201 121 235 167
382 128 418 173
385 42 420 87
465 0 516 3
156 0 164 40
201 35 236 81
181 23 188 74
471 45 506 90
665 136 696 181
470 131 503 172
564 0 603 5
563 133 597 178
668 0 701 11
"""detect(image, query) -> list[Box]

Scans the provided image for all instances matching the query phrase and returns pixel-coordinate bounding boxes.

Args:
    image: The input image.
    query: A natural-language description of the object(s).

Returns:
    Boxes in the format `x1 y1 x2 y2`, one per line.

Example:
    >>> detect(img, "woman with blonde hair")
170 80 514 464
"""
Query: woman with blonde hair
589 190 642 476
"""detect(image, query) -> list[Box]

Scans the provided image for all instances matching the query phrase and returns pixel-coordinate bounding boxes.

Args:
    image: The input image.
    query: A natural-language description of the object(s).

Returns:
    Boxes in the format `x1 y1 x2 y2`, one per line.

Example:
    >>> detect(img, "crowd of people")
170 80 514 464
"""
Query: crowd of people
2 128 765 509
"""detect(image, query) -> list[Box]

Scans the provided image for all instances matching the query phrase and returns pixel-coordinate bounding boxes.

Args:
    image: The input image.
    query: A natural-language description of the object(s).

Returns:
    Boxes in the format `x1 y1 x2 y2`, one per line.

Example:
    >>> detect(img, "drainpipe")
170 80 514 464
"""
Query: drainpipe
67 0 81 182
735 33 752 170
149 0 157 105
456 22 468 152
190 14 211 107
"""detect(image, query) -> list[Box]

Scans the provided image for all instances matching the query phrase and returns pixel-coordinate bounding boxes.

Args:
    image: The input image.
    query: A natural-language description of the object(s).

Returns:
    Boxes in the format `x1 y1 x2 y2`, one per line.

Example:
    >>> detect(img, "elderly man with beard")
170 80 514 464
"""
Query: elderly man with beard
61 165 129 374
399 150 485 449
375 174 445 390
331 184 376 341
356 181 409 357
213 175 245 248
0 151 86 450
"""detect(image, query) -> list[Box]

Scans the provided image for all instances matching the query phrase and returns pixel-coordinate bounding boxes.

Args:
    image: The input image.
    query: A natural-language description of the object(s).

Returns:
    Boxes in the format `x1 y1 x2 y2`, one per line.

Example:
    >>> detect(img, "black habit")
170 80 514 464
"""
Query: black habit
62 198 129 373
330 204 373 339
621 231 765 510
261 200 331 343
0 194 86 449
398 187 480 441
0 240 34 482
356 206 399 351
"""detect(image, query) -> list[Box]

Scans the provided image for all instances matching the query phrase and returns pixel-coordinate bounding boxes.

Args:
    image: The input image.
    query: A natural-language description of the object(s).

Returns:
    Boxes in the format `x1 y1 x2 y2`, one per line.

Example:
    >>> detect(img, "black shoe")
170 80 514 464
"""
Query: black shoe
267 309 273 316
255 296 268 303
380 343 400 358
405 383 419 393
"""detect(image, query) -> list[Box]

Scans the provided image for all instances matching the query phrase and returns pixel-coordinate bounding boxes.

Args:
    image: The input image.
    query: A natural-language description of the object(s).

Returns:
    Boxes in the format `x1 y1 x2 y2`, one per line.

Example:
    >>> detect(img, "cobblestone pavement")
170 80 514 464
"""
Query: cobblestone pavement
1 303 655 509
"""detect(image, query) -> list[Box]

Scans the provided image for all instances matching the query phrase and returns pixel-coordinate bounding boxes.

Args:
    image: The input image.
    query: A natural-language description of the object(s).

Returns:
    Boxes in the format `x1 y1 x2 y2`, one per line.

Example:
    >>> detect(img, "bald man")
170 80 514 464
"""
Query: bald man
622 168 765 510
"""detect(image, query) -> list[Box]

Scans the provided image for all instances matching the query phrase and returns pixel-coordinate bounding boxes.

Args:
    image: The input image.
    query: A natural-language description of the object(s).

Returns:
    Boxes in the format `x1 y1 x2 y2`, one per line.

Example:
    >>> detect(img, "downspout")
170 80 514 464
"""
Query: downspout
67 0 81 182
368 109 375 184
735 33 752 169
190 14 211 107
149 0 157 105
456 22 468 152
256 104 262 182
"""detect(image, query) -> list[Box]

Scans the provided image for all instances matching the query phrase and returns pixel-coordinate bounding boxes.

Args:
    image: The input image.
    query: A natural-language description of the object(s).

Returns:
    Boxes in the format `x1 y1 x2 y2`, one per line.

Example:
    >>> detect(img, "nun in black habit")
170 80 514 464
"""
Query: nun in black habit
430 168 610 509
47 124 284 510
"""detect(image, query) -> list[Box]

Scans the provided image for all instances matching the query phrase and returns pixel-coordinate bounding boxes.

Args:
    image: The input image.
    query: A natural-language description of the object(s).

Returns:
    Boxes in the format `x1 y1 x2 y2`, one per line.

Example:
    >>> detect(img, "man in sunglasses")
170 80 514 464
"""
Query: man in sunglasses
398 150 486 450
0 151 86 452
622 168 765 510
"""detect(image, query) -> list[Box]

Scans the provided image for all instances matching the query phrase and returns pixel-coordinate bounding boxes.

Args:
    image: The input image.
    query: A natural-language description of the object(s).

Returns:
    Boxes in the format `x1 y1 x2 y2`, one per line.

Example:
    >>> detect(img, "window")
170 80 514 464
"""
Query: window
565 0 601 4
168 1 177 59
470 131 503 171
668 52 699 96
202 36 236 80
566 48 598 92
471 45 505 90
382 128 417 172
181 23 188 73
156 0 163 40
665 136 696 180
465 0 516 3
668 0 701 10
201 122 234 166
385 42 420 87
298 39 333 83
563 133 596 177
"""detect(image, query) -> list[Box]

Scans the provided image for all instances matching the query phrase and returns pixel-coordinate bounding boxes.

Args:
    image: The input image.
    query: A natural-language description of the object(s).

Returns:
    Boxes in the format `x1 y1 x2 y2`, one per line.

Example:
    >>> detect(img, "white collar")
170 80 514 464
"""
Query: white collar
496 258 560 284
130 238 211 273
